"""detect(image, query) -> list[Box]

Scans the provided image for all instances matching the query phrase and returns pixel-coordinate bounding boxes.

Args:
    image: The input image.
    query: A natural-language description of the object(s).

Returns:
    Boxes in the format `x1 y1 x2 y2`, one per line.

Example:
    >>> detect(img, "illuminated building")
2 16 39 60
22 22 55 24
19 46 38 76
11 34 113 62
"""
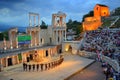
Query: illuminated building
83 4 110 31
0 11 66 68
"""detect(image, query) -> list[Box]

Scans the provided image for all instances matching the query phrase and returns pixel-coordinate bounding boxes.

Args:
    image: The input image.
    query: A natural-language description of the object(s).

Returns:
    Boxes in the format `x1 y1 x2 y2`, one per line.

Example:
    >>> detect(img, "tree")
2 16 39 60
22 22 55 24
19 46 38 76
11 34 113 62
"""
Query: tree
0 31 9 41
66 19 73 30
40 20 48 29
66 19 83 36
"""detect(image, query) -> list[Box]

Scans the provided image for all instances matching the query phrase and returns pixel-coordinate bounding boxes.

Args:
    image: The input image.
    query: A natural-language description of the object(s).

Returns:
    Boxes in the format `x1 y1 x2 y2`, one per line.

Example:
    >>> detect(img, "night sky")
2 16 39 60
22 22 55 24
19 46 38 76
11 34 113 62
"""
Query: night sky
0 0 120 27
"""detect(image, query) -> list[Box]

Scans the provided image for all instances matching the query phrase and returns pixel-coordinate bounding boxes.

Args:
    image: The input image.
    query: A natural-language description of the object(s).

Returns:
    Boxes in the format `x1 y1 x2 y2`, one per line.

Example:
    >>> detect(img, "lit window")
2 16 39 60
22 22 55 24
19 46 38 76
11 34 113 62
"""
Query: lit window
104 12 106 14
96 7 98 10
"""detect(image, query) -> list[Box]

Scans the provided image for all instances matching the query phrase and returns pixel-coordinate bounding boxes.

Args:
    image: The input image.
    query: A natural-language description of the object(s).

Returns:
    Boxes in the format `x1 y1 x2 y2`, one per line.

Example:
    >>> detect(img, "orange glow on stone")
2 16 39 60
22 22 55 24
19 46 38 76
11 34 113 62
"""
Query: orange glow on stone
82 4 110 31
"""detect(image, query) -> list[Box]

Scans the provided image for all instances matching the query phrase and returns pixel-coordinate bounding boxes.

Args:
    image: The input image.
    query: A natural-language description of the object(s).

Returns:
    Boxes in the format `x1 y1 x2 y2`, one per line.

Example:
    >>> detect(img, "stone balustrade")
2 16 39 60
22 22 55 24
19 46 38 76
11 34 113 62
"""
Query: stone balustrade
102 55 120 72
78 50 120 72
23 55 64 71
78 51 97 59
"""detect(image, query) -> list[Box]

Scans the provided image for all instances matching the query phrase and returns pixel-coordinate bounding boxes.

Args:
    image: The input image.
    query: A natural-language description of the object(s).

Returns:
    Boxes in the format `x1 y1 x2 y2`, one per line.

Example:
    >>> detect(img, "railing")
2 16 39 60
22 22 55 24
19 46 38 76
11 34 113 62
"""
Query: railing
23 56 64 71
78 50 120 72
78 51 97 59
110 16 120 27
102 55 120 72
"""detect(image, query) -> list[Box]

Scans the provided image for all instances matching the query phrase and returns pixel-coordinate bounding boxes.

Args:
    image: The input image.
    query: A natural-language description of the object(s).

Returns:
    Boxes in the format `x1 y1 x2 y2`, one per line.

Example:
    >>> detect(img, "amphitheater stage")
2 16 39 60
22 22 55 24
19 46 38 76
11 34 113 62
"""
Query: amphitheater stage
0 54 94 80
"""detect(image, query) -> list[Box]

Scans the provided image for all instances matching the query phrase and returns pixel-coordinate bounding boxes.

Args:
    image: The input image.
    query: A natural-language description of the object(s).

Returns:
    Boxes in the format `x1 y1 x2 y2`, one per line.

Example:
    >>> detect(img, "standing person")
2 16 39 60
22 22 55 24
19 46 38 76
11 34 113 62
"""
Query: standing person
32 64 35 71
105 67 110 80
36 64 39 71
23 63 26 71
110 67 114 78
48 63 50 69
29 64 31 71
45 63 47 70
41 64 43 71
25 64 27 71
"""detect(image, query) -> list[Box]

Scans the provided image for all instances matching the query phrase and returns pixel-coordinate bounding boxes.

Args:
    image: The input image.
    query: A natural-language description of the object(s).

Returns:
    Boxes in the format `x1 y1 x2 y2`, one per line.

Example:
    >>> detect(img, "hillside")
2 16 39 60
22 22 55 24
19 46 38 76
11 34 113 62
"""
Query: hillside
101 16 119 28
101 6 120 28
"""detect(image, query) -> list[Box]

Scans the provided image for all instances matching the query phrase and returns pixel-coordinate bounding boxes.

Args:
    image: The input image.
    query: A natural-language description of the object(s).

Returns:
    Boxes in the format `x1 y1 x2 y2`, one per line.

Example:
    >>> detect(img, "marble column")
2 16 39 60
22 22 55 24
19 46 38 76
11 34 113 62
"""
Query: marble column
56 30 58 44
30 31 33 47
16 37 18 48
5 58 8 67
17 55 19 64
65 30 66 41
38 15 40 27
0 59 2 67
12 56 15 65
34 16 36 27
35 32 37 46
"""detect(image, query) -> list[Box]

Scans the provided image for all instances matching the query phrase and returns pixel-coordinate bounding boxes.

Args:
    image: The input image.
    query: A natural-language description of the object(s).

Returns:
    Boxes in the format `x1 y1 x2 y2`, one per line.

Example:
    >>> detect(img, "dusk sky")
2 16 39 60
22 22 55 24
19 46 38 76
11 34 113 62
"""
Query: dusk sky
0 0 120 27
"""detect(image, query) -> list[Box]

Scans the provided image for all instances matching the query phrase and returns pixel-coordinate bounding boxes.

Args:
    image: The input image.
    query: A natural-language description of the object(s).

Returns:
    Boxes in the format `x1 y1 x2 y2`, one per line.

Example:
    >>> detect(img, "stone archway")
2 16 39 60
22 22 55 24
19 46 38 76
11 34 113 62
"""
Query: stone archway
68 45 72 52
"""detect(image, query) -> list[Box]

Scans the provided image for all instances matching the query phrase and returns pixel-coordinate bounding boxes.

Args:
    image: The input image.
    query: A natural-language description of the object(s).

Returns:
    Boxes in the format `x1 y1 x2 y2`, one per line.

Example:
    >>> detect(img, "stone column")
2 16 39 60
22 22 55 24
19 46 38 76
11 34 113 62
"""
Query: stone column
16 37 18 48
38 15 40 27
0 59 2 69
60 17 62 26
34 16 36 27
62 17 65 27
56 30 58 44
5 58 8 67
51 48 53 56
48 48 50 57
12 56 15 65
21 53 24 63
52 14 55 26
17 54 19 64
29 14 32 47
65 30 66 41
35 31 37 46
30 31 32 47
9 31 13 49
60 31 62 43
0 59 2 65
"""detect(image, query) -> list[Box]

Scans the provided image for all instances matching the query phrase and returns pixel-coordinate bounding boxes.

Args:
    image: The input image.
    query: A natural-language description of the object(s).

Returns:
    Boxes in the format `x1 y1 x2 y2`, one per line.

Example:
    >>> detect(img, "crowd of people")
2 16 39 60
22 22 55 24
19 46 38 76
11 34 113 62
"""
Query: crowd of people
81 28 120 62
23 57 64 71
80 28 120 80
102 62 117 80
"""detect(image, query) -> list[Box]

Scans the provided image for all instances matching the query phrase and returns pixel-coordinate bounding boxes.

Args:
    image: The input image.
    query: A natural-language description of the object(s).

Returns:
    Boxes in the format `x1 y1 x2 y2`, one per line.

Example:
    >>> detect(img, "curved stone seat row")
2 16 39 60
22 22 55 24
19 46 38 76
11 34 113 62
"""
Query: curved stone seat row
22 57 64 71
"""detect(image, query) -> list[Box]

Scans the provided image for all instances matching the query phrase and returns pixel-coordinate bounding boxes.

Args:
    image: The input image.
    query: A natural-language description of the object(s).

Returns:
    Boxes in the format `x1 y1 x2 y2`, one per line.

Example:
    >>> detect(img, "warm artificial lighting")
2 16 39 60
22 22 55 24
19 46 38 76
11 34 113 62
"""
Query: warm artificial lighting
82 4 110 31
65 48 68 51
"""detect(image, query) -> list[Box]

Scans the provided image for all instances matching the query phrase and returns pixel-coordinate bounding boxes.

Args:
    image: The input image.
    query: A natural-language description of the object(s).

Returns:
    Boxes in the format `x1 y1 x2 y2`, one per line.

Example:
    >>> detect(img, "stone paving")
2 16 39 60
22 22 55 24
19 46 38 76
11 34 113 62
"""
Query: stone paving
67 61 106 80
0 54 94 80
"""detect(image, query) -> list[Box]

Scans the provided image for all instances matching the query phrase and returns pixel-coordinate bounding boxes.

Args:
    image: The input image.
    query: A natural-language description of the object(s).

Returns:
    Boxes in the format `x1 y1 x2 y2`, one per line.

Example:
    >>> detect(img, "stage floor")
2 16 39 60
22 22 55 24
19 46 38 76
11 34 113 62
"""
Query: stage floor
0 54 94 80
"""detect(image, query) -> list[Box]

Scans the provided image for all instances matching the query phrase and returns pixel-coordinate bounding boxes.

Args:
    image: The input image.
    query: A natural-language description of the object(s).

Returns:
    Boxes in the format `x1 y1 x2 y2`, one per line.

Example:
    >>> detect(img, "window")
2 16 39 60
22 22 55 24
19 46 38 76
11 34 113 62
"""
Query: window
96 7 98 10
50 37 52 43
104 12 106 14
58 37 59 42
46 50 48 57
41 38 42 43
